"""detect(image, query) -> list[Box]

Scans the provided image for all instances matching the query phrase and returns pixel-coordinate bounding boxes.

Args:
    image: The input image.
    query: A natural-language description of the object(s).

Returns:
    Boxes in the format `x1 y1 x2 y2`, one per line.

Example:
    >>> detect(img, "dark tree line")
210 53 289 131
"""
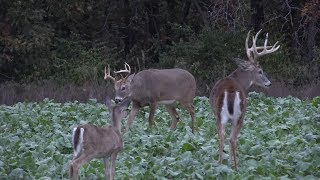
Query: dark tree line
0 0 319 86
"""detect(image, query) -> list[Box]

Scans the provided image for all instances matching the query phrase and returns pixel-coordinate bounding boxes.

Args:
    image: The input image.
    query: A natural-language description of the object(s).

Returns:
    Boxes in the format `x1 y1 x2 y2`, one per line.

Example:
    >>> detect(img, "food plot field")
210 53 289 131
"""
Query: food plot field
0 93 319 179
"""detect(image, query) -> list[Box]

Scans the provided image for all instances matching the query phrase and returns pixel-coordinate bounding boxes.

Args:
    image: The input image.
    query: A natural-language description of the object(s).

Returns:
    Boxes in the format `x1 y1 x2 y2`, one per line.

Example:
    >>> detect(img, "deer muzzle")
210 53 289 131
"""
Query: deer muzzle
115 96 123 104
265 81 272 87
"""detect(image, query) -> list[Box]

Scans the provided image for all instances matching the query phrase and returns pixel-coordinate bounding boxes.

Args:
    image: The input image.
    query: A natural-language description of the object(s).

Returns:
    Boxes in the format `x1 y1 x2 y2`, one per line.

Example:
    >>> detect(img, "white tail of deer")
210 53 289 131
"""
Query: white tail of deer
69 97 130 180
209 30 280 172
104 63 197 133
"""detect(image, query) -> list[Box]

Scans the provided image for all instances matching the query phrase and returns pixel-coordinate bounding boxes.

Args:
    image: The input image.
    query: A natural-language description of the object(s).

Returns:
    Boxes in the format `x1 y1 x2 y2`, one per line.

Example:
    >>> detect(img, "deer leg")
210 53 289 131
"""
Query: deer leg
165 104 180 130
103 157 111 180
148 102 157 128
216 120 225 164
109 152 118 180
125 102 141 132
182 103 195 134
229 119 243 173
69 153 95 180
69 162 74 179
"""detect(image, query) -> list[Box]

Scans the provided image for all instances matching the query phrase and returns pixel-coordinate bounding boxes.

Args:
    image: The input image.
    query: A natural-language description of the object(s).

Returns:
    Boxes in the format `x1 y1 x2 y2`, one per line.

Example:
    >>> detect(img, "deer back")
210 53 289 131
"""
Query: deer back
129 68 196 105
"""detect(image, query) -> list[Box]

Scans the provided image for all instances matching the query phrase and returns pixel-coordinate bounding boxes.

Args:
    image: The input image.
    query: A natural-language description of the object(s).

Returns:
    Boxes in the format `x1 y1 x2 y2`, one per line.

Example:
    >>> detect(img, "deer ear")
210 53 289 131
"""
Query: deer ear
125 74 135 84
234 58 255 71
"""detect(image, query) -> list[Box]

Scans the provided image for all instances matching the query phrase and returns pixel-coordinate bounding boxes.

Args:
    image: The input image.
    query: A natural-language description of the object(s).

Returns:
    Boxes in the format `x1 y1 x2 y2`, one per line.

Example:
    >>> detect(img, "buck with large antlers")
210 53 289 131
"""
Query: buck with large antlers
104 63 196 133
69 97 130 180
209 30 280 172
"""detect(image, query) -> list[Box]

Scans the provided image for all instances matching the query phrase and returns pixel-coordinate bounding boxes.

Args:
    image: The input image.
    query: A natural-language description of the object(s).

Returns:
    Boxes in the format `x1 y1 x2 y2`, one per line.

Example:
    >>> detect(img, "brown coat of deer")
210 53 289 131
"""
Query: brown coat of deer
104 64 196 133
209 30 280 172
69 97 130 180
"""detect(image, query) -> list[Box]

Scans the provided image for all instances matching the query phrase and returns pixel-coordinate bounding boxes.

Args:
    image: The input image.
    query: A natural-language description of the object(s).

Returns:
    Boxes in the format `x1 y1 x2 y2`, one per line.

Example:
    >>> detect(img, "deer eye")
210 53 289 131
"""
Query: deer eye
258 70 263 74
121 86 125 91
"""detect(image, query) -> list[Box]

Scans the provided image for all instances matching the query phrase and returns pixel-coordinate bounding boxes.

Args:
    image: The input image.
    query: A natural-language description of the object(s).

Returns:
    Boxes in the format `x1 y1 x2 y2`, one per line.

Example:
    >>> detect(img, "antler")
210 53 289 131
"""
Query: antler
105 63 131 82
114 62 131 74
104 64 115 82
246 29 280 63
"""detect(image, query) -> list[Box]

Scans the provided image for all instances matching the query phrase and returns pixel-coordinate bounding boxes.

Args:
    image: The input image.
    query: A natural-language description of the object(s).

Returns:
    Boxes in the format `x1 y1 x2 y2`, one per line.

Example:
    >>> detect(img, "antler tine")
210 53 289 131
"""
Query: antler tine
104 65 116 82
245 30 253 62
255 33 280 58
124 62 131 74
245 30 265 62
247 29 280 62
251 29 262 62
254 32 272 50
114 63 131 74
271 41 280 51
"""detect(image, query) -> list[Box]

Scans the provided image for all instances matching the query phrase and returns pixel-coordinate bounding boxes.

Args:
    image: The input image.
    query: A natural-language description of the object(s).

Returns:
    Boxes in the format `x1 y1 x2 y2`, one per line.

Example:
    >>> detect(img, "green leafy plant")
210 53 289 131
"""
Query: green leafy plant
0 94 319 179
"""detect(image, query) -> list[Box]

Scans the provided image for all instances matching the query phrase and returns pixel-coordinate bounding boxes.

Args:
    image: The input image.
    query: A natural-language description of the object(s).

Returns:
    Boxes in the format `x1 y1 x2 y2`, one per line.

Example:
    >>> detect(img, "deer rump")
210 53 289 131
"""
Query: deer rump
210 78 247 123
72 125 123 159
128 68 196 106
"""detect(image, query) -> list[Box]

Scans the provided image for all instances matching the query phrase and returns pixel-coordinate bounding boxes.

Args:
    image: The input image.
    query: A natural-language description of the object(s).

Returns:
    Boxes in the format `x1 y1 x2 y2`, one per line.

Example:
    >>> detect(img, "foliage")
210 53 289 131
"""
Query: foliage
48 37 115 85
0 0 319 88
160 29 319 88
0 94 319 179
160 30 246 82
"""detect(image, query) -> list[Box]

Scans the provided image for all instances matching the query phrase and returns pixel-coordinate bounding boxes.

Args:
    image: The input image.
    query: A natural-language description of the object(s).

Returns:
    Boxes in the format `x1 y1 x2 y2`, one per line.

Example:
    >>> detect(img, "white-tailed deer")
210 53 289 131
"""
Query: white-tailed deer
69 97 130 180
209 30 280 172
104 63 196 133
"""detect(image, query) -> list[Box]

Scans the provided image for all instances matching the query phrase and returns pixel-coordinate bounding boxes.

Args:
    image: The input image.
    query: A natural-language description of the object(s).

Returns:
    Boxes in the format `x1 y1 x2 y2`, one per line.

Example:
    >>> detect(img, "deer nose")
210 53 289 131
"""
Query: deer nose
265 82 272 87
115 97 122 104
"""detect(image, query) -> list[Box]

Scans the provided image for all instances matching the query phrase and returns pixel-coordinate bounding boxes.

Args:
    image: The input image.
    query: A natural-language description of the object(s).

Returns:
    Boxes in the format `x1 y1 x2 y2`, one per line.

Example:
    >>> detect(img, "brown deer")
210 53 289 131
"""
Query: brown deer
104 63 196 133
209 30 280 172
69 97 130 180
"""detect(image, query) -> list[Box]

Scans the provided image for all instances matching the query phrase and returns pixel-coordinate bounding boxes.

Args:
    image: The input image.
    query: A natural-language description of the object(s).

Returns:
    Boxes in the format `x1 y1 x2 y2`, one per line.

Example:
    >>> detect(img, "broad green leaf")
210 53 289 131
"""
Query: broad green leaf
0 95 319 179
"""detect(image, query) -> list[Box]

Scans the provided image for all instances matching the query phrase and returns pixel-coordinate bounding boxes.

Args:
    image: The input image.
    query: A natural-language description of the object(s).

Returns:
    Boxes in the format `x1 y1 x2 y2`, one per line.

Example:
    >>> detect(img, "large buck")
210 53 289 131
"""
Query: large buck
209 30 280 172
69 97 130 180
104 63 196 133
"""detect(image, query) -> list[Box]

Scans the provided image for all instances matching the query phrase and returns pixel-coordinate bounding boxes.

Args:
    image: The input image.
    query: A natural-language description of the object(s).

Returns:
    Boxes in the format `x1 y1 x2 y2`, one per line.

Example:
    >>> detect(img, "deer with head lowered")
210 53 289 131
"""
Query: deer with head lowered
209 30 280 172
69 97 130 180
104 63 196 133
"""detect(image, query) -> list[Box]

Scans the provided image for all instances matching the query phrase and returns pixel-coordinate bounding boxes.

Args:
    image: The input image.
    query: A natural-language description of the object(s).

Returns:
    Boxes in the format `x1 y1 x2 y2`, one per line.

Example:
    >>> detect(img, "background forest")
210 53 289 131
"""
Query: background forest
0 0 319 104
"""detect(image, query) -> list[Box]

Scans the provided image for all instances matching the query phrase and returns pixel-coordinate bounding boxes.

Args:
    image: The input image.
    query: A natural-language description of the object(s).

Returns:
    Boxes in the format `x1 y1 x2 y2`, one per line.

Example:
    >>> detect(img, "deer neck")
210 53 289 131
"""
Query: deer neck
229 68 253 91
111 113 121 133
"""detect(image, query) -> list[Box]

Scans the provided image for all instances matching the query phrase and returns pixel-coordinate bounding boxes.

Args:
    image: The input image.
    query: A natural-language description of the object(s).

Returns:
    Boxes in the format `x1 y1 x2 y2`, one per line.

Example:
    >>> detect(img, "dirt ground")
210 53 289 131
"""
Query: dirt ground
0 79 319 105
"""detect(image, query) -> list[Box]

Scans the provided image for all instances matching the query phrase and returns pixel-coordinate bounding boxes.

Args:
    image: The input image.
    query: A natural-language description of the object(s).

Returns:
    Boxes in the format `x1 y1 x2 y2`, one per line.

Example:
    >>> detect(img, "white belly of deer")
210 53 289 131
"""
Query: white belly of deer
220 91 241 124
158 100 175 105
